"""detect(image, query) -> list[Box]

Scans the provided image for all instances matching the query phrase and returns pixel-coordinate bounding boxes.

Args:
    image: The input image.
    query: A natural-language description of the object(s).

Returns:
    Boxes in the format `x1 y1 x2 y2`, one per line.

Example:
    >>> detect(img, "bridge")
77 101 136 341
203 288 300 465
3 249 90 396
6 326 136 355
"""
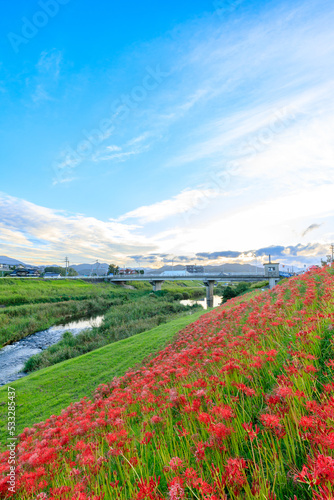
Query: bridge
106 262 280 307
2 261 281 307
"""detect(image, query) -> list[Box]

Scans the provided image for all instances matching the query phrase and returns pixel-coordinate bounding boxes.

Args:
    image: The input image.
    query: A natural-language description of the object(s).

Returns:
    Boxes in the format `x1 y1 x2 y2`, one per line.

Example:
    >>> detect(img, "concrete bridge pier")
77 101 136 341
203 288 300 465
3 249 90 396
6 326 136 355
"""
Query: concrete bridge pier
269 278 280 290
204 280 215 308
150 280 164 292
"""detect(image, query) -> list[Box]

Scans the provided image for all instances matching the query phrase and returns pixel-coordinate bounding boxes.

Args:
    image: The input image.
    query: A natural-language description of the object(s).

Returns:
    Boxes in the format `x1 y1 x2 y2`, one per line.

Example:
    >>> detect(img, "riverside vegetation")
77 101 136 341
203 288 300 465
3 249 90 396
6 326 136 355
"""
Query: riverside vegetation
23 293 202 372
1 267 334 499
0 278 205 348
0 311 209 447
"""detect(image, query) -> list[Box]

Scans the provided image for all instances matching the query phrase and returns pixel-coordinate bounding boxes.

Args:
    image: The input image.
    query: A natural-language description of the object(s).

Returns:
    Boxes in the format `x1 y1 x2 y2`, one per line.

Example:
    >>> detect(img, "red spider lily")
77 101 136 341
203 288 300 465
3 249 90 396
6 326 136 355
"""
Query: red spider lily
295 454 334 486
260 414 281 429
168 477 184 500
140 431 155 445
1 266 334 499
312 485 334 499
211 404 235 420
242 422 260 441
299 416 316 430
136 476 161 500
222 457 248 495
168 457 184 472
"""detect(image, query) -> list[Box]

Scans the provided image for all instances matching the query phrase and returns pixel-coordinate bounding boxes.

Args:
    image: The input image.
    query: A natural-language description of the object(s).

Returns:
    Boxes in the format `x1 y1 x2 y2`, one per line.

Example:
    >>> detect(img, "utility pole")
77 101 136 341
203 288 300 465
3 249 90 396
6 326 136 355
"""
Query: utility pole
253 252 258 275
331 243 334 263
95 260 100 276
64 257 69 276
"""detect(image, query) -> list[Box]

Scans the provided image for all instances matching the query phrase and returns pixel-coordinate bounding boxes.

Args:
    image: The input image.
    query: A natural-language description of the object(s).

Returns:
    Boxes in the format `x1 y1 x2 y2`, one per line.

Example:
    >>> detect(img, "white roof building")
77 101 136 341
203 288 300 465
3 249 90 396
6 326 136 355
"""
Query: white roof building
159 270 190 277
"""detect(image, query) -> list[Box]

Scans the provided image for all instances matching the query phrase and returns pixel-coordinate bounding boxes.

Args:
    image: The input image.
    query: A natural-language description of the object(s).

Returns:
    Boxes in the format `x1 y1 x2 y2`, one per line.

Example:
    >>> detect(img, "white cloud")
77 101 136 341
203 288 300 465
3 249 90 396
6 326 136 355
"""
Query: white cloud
0 193 155 265
31 84 53 103
37 49 62 79
117 188 220 223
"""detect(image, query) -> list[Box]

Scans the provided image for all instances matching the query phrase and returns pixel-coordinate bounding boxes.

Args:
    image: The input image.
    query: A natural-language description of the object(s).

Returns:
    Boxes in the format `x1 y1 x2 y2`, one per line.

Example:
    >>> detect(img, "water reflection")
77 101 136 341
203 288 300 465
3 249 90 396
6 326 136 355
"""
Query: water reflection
0 315 104 386
180 295 221 310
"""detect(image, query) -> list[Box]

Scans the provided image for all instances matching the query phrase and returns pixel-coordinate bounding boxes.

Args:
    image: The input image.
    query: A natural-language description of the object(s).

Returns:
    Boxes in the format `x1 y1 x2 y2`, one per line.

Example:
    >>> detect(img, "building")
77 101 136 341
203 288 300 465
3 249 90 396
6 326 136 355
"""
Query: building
160 270 190 276
44 272 61 278
186 265 204 274
118 268 139 275
10 268 40 277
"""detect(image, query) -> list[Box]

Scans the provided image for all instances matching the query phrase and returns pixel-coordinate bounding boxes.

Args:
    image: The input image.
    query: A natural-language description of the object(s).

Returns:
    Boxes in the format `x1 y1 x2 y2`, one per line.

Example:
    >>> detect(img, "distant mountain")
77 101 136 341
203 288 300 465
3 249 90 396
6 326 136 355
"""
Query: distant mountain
66 262 264 276
146 263 263 275
0 256 264 276
0 256 29 267
70 263 109 276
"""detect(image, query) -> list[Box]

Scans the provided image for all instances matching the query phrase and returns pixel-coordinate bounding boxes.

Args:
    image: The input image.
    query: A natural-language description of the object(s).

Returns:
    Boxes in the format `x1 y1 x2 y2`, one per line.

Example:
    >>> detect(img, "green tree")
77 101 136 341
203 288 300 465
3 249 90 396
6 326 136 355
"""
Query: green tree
68 267 78 276
44 266 66 276
221 286 237 303
235 282 250 295
108 264 120 275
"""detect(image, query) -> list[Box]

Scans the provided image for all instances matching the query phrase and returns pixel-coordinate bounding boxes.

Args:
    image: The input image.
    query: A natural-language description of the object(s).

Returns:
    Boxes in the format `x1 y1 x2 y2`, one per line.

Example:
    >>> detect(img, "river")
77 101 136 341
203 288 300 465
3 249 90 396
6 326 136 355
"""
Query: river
0 296 222 387
180 295 222 309
0 314 104 386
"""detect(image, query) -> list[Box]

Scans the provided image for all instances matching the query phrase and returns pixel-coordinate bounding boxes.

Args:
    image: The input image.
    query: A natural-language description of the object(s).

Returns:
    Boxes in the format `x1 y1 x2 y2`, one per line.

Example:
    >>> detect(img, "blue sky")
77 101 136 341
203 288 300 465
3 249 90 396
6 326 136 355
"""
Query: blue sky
0 0 333 267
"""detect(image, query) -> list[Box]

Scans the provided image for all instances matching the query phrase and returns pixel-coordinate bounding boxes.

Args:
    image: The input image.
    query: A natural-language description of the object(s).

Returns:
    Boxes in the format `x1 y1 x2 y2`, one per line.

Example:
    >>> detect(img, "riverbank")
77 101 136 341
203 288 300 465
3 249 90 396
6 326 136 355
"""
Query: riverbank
0 279 206 348
0 309 208 447
0 313 105 386
0 295 121 348
23 294 201 372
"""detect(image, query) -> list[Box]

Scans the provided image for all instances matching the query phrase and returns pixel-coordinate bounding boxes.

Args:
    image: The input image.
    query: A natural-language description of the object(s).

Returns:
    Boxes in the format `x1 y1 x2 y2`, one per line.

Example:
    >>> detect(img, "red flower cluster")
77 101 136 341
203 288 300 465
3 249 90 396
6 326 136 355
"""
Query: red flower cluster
1 265 334 499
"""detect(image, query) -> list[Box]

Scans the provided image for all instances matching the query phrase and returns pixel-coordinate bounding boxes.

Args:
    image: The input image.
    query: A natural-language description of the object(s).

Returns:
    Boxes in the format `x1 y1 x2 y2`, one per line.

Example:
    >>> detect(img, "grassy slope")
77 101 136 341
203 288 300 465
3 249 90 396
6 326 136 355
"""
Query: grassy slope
0 278 204 306
0 309 207 447
0 279 119 306
0 280 129 348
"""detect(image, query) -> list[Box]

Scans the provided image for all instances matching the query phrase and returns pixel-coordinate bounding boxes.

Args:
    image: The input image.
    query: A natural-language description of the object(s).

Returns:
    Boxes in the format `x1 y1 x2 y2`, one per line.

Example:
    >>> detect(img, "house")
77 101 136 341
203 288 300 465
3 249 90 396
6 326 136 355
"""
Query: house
10 268 40 277
44 272 62 278
118 268 139 275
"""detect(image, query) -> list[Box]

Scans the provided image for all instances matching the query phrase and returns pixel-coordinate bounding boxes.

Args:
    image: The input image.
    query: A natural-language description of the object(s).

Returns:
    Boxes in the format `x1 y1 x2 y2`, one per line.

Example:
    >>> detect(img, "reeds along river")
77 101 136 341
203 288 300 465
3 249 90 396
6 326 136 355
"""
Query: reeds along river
0 296 222 387
0 314 104 386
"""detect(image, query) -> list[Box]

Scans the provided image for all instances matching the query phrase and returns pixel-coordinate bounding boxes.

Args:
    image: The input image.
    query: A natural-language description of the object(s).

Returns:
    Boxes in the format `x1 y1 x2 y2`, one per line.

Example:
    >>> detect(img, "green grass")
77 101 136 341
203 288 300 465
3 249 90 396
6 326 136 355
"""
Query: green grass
0 279 206 348
0 279 133 347
0 278 121 306
23 295 201 372
0 278 205 306
0 309 208 448
0 295 127 348
0 276 256 350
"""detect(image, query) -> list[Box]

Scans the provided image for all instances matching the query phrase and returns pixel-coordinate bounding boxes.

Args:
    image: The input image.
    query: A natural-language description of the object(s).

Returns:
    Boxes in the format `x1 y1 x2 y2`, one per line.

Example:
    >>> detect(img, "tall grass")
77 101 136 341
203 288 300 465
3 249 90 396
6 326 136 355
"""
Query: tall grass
24 295 201 372
2 268 334 499
0 278 118 306
0 296 124 347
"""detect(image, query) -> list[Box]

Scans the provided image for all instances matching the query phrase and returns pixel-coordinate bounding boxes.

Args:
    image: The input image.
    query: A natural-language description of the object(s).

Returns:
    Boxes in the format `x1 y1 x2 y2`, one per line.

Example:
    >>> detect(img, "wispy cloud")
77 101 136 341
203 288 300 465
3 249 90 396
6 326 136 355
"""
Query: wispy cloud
37 49 62 79
28 49 63 104
302 223 323 238
0 193 155 265
31 84 53 103
117 188 220 223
